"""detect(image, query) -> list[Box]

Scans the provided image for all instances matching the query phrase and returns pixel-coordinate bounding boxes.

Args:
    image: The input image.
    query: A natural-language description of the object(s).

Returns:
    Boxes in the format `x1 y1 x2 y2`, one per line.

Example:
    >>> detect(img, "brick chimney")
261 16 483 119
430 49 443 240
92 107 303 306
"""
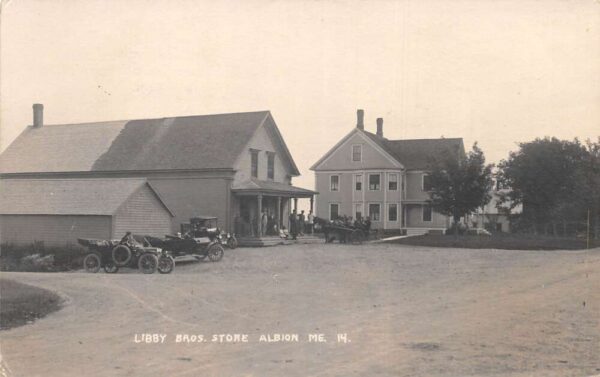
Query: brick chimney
33 104 43 128
356 109 364 130
376 117 383 137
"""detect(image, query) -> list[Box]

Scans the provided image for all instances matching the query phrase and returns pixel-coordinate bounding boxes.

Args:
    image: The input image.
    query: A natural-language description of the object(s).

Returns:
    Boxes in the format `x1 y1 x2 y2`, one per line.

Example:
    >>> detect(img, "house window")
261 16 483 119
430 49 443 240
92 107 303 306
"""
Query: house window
250 150 259 178
388 173 398 191
354 175 362 191
330 175 340 191
354 203 363 220
422 205 432 222
388 204 398 222
423 174 433 191
369 174 380 190
267 153 275 180
352 145 362 162
369 203 381 221
330 203 339 220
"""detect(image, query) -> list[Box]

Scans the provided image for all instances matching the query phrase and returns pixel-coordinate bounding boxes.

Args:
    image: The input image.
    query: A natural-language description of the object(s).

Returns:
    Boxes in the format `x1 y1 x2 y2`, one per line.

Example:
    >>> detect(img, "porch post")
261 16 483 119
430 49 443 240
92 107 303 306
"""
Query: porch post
276 196 282 228
257 194 263 237
310 196 314 213
294 197 298 212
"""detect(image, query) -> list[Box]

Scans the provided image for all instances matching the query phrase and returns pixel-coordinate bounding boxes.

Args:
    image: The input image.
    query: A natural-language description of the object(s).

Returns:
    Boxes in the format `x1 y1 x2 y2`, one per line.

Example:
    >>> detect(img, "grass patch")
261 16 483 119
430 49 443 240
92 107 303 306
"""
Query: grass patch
390 233 599 250
0 278 63 330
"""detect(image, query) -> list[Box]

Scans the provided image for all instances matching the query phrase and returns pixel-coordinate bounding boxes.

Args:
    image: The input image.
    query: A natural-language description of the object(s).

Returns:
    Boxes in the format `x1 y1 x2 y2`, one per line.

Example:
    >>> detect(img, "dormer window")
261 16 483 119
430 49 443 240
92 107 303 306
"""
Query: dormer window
352 145 362 162
250 149 259 178
267 152 275 180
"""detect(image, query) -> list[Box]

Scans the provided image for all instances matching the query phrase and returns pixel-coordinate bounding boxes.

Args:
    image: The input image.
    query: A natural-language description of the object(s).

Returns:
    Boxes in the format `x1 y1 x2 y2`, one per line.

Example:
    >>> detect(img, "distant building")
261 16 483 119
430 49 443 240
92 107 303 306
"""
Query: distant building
0 104 315 246
310 109 464 235
471 179 522 232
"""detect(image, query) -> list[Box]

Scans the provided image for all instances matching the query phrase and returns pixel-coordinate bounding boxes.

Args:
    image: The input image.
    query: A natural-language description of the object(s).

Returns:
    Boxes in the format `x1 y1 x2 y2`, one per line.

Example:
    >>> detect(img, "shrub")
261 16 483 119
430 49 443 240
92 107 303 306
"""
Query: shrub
0 243 85 272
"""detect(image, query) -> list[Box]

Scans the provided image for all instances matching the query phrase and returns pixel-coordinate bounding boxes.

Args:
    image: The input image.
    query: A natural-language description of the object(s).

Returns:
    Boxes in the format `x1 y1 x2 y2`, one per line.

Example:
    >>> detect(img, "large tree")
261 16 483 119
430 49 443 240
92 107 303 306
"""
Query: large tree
497 137 594 235
427 143 494 236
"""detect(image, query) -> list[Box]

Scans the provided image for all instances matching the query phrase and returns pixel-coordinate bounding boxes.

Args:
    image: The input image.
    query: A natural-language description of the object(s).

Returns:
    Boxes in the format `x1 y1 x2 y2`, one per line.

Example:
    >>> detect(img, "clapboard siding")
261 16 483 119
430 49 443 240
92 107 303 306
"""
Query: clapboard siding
0 214 111 247
113 185 172 237
148 178 230 233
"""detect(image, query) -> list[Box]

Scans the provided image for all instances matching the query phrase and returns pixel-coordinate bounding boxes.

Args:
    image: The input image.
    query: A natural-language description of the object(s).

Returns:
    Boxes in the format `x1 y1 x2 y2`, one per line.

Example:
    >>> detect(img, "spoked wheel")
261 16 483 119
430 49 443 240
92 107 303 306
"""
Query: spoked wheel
227 236 238 249
112 245 132 267
158 256 175 274
83 253 101 273
207 244 225 262
103 262 119 274
138 253 158 274
350 230 365 245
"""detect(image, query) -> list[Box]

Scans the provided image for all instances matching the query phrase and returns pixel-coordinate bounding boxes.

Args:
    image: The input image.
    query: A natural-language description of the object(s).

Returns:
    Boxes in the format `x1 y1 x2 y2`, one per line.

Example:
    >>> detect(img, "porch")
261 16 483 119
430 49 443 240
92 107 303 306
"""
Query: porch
231 179 318 246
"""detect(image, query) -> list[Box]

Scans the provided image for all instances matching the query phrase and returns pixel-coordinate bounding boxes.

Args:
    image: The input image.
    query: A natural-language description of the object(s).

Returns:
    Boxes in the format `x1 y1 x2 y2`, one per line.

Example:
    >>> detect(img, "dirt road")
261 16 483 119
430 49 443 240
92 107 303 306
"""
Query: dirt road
1 244 599 377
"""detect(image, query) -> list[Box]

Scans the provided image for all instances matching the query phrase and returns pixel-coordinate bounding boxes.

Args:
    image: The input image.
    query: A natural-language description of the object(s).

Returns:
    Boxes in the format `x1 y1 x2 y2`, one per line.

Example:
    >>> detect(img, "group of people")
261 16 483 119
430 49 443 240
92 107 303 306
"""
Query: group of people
331 215 372 232
284 209 314 240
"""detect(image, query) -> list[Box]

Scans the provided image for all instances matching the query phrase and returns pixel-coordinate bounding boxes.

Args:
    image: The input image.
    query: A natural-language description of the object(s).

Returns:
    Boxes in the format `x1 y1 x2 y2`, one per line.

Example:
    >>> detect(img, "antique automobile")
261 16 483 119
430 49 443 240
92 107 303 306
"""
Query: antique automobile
182 216 238 249
145 231 225 262
142 216 233 262
78 232 174 274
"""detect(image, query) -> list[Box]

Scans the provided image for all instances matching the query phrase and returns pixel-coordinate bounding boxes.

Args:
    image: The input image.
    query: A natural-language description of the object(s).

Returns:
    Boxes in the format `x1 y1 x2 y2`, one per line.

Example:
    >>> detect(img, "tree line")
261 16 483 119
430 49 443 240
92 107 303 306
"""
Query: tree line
426 137 600 238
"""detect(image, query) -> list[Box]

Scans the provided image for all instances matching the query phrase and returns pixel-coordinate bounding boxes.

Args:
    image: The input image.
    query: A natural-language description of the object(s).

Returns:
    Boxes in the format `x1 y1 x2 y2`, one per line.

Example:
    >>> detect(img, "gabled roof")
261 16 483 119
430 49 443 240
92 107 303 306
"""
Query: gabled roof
0 178 173 216
311 127 464 171
362 131 464 170
0 111 299 175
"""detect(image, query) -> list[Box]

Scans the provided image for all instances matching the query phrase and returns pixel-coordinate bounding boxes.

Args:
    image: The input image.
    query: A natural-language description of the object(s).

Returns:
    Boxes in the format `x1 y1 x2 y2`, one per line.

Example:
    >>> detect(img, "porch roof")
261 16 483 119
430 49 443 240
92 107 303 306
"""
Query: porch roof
231 178 317 197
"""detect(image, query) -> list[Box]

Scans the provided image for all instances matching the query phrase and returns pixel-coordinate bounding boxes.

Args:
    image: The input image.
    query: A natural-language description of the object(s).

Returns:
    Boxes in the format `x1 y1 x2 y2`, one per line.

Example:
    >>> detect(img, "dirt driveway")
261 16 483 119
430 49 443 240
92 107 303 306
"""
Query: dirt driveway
1 243 599 377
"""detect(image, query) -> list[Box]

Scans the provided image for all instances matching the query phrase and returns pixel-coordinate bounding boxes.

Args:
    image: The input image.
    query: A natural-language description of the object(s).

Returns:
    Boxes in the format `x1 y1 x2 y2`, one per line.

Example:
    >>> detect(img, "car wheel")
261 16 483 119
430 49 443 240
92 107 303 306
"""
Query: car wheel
158 256 175 274
138 253 158 274
207 244 224 262
83 253 101 273
112 245 132 267
103 262 119 273
227 237 238 249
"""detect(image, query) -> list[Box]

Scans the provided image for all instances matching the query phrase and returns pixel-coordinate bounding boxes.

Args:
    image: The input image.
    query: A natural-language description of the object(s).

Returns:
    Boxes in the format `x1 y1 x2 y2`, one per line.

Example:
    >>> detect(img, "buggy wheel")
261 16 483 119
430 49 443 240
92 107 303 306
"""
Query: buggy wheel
138 253 158 274
158 256 175 274
350 230 365 245
103 262 119 273
83 253 101 273
227 236 238 249
207 244 224 262
112 245 132 267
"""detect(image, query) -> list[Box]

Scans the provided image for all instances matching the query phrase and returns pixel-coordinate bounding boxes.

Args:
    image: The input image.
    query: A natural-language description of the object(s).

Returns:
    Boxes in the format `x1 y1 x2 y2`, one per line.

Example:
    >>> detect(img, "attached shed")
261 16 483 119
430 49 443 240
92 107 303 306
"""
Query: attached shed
0 178 173 247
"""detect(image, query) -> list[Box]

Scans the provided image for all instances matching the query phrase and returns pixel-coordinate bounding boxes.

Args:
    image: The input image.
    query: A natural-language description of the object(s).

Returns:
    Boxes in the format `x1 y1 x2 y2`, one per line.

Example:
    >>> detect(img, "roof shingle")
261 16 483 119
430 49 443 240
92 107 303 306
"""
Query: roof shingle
363 131 464 170
0 111 286 174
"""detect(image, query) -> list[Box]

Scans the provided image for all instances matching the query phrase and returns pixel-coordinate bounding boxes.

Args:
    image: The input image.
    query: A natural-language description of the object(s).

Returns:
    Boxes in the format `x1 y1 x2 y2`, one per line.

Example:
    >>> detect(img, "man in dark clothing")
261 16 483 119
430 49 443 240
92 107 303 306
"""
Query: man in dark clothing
289 210 298 240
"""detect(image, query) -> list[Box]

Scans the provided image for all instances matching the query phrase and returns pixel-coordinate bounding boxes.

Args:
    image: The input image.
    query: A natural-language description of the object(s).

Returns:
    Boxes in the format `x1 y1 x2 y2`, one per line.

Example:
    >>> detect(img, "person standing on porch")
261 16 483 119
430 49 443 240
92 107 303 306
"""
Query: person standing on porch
307 211 314 234
261 211 268 237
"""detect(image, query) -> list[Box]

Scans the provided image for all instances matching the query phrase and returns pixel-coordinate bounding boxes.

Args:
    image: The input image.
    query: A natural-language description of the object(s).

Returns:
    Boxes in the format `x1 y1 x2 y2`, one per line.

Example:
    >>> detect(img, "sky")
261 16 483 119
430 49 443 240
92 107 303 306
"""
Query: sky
1 0 599 193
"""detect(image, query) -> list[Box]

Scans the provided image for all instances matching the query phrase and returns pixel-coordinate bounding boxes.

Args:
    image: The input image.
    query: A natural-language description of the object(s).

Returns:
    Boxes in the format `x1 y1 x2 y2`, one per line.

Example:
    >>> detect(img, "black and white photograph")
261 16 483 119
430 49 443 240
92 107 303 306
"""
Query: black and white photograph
0 1 599 376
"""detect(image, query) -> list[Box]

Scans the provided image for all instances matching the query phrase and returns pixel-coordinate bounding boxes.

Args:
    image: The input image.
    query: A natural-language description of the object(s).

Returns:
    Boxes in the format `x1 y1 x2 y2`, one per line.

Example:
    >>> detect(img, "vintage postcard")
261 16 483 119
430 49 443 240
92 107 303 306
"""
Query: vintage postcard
0 1 598 376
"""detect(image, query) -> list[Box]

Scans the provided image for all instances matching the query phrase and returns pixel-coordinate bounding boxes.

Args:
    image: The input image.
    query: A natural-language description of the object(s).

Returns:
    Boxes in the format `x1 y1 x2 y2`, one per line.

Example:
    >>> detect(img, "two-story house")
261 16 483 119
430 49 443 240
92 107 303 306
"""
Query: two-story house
310 109 464 235
0 104 315 246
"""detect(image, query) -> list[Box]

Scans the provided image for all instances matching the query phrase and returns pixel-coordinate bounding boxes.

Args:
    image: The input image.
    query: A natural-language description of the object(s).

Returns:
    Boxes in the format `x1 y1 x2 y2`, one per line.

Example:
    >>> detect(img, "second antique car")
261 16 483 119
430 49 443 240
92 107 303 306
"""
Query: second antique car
181 216 238 249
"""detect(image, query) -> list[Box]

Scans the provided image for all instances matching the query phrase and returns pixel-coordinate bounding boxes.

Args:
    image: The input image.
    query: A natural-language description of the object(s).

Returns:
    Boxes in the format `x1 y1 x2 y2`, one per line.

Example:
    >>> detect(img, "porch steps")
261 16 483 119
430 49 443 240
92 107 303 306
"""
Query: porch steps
404 228 447 236
405 228 431 237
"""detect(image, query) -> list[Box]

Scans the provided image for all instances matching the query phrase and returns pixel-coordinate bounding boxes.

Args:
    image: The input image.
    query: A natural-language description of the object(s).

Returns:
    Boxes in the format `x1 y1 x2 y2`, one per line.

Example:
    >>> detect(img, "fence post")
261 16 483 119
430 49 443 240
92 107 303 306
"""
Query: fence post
587 209 591 249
